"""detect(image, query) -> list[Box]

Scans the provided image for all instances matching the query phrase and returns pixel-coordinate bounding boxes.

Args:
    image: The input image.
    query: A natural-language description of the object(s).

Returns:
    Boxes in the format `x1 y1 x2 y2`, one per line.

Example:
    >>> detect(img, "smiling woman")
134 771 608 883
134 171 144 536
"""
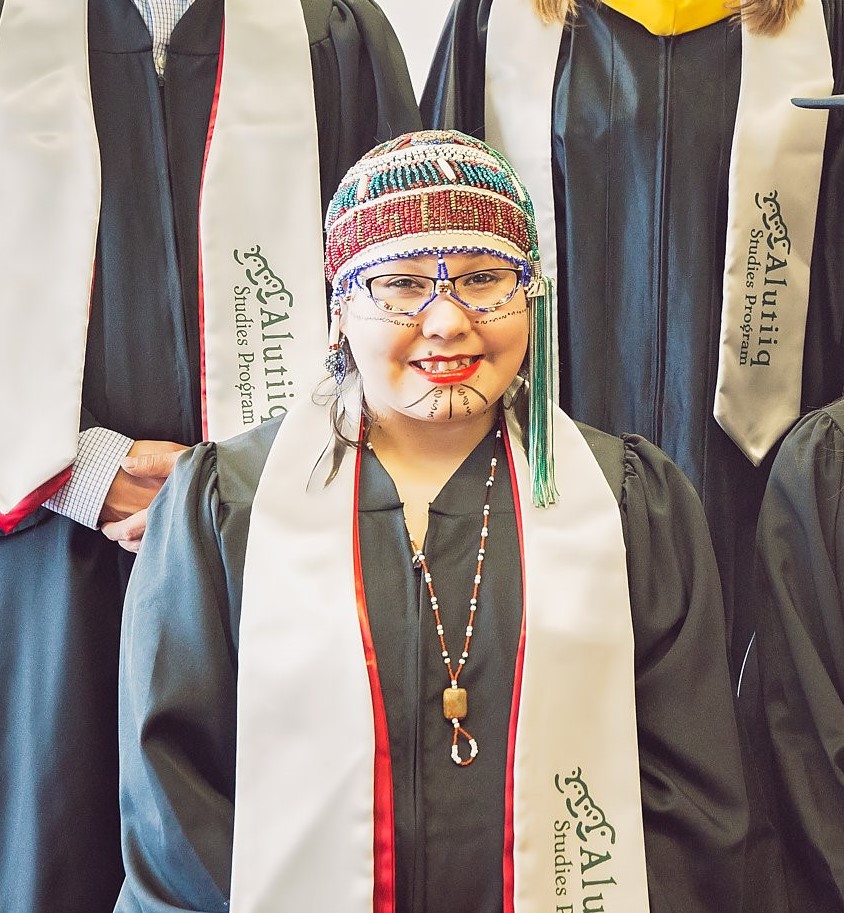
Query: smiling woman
345 252 527 415
321 131 555 512
341 248 530 541
117 131 754 913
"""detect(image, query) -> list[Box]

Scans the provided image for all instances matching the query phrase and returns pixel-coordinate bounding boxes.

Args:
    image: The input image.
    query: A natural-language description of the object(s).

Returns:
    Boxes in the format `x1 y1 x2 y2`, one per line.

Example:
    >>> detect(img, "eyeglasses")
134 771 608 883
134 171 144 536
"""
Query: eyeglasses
354 263 527 317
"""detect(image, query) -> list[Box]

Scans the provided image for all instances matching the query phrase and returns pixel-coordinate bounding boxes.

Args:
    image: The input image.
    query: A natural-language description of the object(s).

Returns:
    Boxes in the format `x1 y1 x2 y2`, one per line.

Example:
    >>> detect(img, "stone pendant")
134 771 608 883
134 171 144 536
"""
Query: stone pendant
443 686 467 720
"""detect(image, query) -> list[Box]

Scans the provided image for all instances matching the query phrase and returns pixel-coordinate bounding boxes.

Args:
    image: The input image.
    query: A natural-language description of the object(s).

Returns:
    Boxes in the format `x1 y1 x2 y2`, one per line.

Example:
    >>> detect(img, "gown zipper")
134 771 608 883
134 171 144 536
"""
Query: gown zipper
652 36 674 445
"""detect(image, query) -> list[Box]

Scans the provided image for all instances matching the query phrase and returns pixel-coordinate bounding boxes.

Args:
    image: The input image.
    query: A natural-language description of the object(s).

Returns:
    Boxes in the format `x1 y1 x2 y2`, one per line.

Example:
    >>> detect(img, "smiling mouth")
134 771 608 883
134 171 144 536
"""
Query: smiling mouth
409 355 482 386
411 355 481 374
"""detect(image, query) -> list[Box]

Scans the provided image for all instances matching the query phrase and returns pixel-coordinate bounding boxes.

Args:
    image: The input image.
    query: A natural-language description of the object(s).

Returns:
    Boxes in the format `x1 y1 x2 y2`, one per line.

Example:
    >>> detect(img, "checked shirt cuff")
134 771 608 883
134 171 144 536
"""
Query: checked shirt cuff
44 427 134 528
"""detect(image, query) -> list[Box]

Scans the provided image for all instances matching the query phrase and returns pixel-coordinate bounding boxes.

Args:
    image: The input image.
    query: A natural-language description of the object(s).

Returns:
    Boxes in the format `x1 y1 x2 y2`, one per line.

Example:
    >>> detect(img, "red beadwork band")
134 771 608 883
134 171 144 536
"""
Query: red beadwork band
325 188 532 282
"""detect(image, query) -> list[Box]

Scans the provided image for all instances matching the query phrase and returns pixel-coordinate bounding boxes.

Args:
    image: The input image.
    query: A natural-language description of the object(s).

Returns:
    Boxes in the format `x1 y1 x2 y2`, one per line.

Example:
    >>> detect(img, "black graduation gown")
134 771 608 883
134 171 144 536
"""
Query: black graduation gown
753 399 844 913
117 417 749 913
0 2 420 911
420 0 844 667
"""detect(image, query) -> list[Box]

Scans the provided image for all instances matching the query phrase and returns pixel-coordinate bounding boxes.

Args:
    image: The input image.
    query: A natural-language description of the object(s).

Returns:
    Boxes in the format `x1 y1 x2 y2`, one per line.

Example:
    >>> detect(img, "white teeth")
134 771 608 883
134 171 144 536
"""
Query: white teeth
418 357 473 373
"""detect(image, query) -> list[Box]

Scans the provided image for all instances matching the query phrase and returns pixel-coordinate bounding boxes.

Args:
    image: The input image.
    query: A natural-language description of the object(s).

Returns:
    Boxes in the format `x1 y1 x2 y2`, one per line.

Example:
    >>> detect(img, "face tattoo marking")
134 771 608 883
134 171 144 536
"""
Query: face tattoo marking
473 306 528 326
405 382 489 419
349 313 417 328
405 386 445 410
428 388 444 418
461 384 489 405
457 385 472 415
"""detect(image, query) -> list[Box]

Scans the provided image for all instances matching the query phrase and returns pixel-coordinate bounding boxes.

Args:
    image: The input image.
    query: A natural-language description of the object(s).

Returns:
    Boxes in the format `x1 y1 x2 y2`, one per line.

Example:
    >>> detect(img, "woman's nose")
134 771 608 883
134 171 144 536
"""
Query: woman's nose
420 287 472 339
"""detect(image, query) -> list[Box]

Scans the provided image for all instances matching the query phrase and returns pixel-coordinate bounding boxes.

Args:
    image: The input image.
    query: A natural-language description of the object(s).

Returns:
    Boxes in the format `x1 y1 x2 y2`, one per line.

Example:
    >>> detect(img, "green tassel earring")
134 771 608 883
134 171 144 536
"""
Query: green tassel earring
526 252 558 507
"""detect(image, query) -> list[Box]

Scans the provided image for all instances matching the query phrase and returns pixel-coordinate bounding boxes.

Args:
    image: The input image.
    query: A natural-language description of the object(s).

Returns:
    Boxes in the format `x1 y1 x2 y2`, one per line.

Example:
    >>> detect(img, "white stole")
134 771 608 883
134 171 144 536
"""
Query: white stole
484 0 562 402
234 397 649 912
199 0 327 442
715 0 833 464
481 0 834 466
0 0 327 529
0 0 100 519
232 398 375 913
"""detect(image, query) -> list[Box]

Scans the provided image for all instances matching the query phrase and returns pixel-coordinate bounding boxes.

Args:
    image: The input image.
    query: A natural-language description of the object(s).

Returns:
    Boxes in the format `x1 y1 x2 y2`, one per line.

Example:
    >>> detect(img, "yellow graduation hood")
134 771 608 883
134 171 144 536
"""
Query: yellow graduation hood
602 0 731 35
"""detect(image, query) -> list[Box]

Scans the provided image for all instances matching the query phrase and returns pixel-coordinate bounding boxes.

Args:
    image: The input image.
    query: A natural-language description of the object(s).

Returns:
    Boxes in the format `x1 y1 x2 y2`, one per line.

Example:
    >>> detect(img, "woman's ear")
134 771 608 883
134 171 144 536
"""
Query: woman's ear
328 281 349 325
337 279 354 332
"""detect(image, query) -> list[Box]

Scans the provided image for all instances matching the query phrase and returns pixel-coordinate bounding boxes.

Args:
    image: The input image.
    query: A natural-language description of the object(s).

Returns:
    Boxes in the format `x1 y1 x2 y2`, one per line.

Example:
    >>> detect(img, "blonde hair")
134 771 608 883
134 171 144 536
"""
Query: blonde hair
531 0 579 26
733 0 806 35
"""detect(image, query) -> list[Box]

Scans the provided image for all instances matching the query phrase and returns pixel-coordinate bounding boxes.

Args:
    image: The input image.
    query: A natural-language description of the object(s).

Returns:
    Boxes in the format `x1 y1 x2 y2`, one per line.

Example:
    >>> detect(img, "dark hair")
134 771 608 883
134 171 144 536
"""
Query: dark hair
321 343 372 451
311 347 374 486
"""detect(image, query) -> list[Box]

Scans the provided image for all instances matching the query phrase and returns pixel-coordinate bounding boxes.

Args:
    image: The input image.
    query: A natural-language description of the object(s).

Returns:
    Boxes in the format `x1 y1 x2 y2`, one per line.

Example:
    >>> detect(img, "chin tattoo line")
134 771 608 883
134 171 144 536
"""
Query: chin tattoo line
460 384 489 405
404 383 488 419
406 387 444 409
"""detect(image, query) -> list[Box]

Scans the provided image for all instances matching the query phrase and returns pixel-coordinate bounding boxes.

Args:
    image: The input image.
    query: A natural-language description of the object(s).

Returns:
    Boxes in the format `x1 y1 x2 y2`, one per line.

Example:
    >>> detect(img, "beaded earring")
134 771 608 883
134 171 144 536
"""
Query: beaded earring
324 300 347 388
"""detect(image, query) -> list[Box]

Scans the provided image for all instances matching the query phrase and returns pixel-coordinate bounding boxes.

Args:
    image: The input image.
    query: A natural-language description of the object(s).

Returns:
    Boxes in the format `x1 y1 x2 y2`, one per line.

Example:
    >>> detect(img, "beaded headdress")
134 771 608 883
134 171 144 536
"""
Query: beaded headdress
324 130 557 507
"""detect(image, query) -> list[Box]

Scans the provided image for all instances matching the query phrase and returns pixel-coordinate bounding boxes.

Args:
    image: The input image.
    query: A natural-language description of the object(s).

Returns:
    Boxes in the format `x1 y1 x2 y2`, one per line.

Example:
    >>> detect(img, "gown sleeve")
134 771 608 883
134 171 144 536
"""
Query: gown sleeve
114 433 262 913
307 0 422 211
419 0 488 133
753 405 844 913
620 435 749 913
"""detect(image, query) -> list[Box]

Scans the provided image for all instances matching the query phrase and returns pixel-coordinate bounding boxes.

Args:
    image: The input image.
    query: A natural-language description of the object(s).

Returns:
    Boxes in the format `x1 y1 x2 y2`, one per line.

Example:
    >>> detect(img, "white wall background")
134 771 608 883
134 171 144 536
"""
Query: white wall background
376 0 454 100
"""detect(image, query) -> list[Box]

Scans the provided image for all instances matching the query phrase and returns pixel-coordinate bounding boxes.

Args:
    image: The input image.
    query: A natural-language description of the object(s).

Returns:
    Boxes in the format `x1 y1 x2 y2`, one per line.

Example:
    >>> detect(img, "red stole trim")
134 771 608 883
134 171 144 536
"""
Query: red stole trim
502 423 526 913
0 466 72 533
352 443 396 912
197 20 226 440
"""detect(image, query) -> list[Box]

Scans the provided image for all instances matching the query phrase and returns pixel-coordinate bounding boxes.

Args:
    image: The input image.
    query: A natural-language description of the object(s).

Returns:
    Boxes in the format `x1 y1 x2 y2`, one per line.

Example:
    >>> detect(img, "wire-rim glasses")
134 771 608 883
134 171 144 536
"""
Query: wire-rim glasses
354 263 527 317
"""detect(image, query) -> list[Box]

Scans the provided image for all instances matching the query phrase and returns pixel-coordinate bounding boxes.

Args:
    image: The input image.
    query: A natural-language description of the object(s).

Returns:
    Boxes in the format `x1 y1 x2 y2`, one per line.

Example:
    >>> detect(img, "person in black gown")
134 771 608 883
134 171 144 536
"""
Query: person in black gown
751 77 844 913
421 0 844 669
118 129 752 913
0 3 419 911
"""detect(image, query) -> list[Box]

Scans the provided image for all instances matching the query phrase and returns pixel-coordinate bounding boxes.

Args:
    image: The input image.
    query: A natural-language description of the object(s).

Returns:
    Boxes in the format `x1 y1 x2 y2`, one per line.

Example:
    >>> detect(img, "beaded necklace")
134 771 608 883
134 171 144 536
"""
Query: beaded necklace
409 427 502 767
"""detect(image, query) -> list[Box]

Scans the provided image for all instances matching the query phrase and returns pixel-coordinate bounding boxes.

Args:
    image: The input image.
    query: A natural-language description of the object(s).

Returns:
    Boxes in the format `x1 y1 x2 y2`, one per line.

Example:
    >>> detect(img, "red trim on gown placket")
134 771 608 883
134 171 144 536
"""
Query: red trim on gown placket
353 441 397 912
197 19 226 440
501 422 527 913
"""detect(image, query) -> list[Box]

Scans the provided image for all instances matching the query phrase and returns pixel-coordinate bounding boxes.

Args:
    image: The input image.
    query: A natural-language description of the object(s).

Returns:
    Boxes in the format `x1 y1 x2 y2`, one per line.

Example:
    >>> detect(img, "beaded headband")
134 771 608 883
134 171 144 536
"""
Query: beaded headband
324 130 557 507
324 130 541 285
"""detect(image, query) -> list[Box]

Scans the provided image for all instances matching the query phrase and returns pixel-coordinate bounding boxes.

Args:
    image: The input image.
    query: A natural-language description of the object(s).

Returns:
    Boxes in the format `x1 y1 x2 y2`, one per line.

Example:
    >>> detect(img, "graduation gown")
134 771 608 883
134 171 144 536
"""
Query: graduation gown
117 416 750 913
0 2 420 911
753 398 844 913
420 0 844 666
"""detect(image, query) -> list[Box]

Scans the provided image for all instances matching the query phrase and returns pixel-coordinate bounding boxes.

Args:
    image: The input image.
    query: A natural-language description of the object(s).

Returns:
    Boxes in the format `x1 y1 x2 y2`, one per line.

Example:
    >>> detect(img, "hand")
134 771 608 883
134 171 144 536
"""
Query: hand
99 440 188 550
100 508 149 554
